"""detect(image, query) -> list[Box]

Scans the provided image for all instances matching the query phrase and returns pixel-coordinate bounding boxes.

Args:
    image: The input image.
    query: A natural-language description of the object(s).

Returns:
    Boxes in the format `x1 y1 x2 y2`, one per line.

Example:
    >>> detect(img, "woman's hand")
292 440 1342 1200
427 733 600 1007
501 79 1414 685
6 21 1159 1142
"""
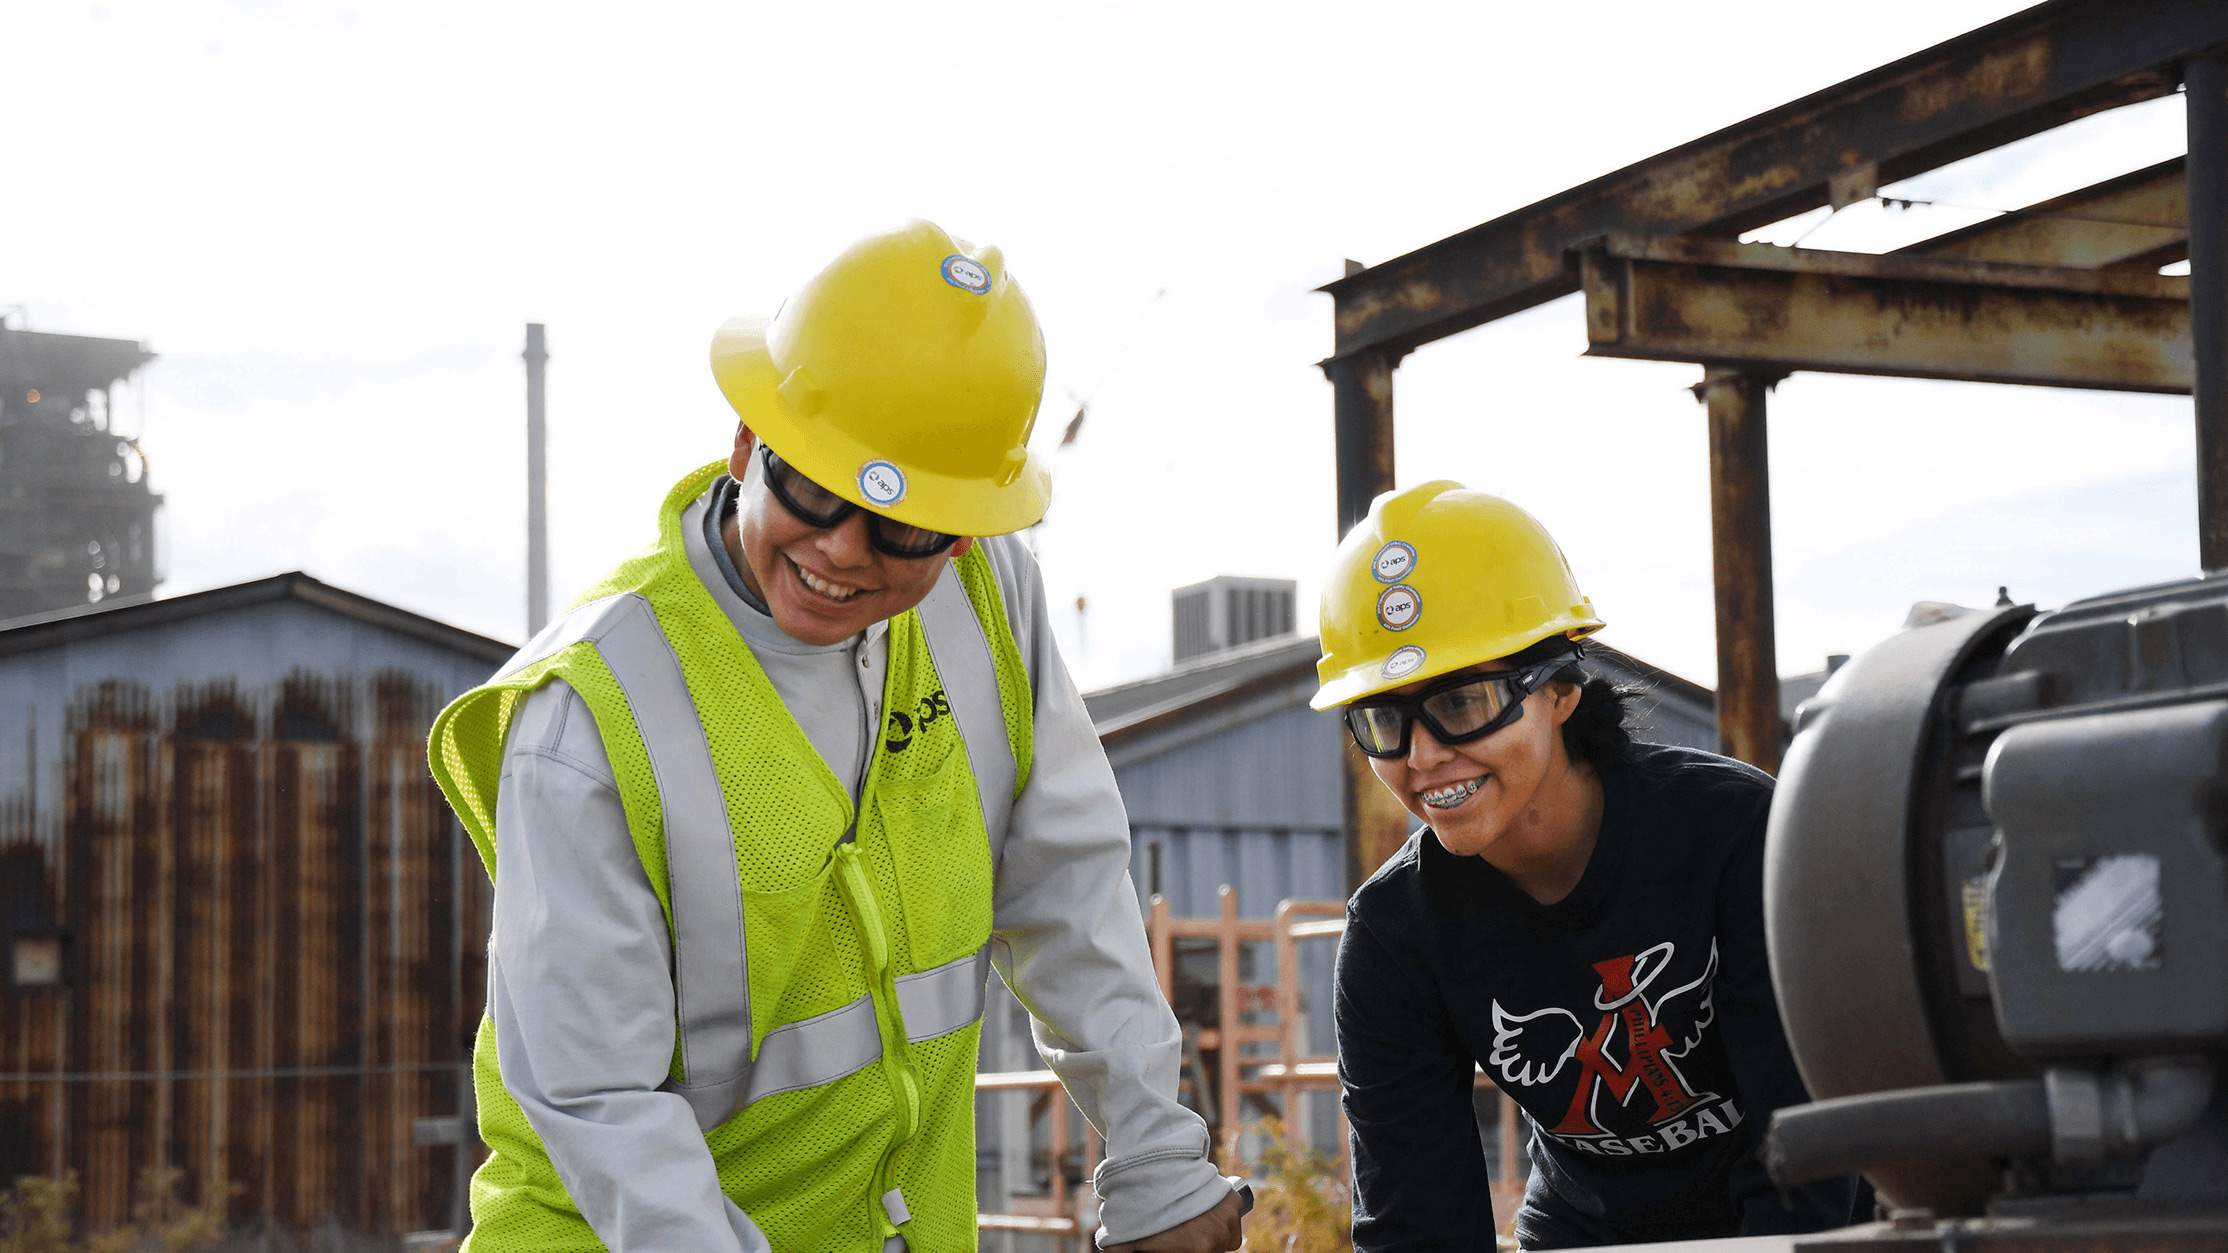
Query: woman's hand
1099 1188 1246 1253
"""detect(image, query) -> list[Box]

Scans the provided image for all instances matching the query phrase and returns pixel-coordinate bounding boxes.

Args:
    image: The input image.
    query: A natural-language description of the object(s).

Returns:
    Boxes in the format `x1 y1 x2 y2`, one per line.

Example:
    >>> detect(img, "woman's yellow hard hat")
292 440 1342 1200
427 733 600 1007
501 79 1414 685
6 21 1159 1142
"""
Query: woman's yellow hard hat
710 220 1051 537
1312 481 1604 709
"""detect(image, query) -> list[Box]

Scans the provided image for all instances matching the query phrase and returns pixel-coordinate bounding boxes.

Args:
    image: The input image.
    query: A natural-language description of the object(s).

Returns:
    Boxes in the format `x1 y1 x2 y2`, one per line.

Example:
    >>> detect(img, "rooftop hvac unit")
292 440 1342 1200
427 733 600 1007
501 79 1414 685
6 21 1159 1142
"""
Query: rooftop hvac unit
1171 576 1297 663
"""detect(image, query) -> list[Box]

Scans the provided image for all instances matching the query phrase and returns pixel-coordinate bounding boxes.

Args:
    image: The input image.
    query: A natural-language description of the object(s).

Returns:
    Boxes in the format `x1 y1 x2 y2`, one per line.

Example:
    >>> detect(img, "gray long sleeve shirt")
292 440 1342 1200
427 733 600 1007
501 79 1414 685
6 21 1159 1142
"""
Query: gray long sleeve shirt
488 482 1225 1251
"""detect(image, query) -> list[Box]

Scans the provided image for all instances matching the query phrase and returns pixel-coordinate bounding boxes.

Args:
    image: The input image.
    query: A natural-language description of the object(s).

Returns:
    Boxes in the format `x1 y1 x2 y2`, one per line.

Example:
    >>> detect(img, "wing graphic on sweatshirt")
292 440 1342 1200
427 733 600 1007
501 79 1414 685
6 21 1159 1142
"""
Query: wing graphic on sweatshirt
1649 940 1718 1058
1488 1000 1585 1087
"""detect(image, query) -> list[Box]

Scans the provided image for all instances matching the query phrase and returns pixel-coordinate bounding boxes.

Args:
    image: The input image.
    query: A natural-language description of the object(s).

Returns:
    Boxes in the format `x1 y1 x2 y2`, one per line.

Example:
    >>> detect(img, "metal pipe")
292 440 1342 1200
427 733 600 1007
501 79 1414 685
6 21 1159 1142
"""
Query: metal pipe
2189 51 2228 569
524 324 550 636
1766 1058 2216 1187
1696 368 1783 773
1766 1079 2053 1186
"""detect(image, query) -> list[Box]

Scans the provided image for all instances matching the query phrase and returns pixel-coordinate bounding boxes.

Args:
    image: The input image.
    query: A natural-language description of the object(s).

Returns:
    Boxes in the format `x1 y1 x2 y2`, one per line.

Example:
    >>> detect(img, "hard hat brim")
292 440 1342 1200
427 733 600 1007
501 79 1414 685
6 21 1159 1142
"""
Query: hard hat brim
710 319 1053 538
1308 616 1605 710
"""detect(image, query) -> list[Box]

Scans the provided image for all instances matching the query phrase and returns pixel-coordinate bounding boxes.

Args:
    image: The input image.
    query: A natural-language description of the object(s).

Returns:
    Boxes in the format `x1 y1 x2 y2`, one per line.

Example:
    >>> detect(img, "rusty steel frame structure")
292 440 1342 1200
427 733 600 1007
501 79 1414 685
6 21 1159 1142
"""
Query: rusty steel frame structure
1321 0 2226 805
1580 236 2193 391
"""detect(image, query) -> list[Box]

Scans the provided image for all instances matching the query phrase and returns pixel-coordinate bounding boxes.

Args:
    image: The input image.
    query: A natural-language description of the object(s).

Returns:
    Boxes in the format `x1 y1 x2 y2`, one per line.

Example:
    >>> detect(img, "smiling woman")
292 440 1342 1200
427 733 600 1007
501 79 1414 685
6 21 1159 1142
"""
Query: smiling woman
1314 482 1868 1251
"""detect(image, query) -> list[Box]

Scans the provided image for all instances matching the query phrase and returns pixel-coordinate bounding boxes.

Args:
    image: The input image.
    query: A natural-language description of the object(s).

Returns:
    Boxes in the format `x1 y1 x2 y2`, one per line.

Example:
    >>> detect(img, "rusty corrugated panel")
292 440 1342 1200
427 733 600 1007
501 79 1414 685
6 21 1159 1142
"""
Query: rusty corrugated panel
267 670 363 1232
365 672 455 1233
2 667 485 1240
171 680 255 1226
0 834 64 1182
65 681 157 1230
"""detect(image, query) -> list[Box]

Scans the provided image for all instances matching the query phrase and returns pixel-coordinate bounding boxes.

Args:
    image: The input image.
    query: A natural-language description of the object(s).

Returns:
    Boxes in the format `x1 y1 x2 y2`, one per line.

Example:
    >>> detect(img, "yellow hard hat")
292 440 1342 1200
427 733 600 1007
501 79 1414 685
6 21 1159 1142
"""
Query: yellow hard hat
710 220 1051 537
1311 481 1605 709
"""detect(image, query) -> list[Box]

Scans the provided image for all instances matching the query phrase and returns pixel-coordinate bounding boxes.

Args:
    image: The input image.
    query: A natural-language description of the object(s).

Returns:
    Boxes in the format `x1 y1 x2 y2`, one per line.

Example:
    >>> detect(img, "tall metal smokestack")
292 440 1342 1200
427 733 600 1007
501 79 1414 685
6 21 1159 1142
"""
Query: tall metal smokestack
524 323 549 636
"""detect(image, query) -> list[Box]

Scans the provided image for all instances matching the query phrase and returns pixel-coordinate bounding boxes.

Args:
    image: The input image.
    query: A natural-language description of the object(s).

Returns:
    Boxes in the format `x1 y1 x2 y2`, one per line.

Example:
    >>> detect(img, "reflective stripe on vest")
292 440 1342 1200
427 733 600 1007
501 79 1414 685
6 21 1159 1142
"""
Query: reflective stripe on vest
738 947 991 1104
913 563 1020 853
493 591 759 1128
511 565 1016 1132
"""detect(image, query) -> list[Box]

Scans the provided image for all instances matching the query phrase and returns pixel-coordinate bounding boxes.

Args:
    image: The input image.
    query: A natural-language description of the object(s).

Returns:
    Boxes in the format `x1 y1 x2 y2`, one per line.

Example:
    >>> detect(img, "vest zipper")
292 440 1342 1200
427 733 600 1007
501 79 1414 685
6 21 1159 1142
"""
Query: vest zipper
834 841 921 1241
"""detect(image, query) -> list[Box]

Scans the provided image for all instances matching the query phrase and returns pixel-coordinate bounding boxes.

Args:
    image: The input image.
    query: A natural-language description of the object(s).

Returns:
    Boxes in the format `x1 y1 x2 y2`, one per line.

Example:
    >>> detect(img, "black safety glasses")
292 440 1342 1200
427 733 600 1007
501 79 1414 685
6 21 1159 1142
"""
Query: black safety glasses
1344 658 1574 760
759 443 960 559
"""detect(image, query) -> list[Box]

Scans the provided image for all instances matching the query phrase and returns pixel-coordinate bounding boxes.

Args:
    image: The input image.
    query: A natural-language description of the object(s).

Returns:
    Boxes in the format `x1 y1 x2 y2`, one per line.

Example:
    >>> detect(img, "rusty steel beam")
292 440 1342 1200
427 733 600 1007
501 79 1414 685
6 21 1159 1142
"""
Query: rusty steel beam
1697 370 1783 775
1322 0 2221 362
1899 157 2186 269
1580 236 2193 392
2189 51 2228 569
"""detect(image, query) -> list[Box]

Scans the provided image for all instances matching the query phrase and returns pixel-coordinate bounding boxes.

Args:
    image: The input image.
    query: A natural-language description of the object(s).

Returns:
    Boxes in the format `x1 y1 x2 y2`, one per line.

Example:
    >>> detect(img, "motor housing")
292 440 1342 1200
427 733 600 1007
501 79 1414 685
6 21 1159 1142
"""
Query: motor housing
1764 574 2228 1213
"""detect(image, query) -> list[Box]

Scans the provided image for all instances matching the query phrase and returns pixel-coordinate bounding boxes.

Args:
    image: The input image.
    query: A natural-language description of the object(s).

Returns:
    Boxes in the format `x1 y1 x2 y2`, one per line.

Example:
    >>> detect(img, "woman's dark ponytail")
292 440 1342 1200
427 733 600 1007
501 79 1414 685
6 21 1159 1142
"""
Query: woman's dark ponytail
1502 636 1636 775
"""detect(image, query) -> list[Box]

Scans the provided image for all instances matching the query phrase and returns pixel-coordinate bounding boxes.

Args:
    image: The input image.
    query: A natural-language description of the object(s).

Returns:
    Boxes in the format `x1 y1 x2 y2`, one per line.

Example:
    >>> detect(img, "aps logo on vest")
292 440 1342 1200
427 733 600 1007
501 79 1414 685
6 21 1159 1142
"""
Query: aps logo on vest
885 689 952 753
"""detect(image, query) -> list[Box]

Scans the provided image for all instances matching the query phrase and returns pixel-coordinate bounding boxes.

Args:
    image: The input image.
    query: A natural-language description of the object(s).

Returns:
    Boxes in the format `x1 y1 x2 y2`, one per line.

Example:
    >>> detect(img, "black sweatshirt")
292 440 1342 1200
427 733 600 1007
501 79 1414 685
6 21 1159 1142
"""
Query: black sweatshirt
1335 742 1860 1250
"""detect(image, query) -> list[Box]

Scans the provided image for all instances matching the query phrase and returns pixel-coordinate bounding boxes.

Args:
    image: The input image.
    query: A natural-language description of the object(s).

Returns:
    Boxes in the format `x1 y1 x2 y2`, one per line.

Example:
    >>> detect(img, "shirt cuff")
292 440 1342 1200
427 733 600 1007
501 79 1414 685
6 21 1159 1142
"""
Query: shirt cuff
1090 1129 1233 1248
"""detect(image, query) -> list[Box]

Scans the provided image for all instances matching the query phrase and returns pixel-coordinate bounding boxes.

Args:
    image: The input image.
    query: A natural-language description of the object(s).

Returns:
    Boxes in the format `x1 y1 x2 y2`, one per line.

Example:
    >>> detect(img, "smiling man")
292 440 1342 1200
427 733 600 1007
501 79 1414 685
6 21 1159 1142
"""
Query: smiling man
428 222 1244 1253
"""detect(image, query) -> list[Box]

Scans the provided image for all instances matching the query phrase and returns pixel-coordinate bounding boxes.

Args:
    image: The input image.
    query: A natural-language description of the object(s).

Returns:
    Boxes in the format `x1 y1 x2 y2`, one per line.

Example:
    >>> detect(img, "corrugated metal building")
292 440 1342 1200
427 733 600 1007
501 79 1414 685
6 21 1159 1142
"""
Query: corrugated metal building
0 573 507 1238
974 631 1718 1222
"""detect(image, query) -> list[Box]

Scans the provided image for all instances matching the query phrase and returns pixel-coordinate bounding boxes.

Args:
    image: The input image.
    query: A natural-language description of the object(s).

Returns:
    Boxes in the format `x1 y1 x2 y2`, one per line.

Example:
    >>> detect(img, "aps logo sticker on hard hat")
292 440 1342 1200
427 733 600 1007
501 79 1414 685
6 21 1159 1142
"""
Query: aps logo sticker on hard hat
1382 645 1426 680
1377 584 1421 631
1372 541 1416 584
941 255 993 294
859 460 908 507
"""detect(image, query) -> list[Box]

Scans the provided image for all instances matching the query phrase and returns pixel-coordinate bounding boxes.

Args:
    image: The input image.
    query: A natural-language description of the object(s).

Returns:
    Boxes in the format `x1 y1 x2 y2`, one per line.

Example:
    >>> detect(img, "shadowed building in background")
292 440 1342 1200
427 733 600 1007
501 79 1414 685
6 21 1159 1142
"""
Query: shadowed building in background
0 574 508 1242
0 324 162 623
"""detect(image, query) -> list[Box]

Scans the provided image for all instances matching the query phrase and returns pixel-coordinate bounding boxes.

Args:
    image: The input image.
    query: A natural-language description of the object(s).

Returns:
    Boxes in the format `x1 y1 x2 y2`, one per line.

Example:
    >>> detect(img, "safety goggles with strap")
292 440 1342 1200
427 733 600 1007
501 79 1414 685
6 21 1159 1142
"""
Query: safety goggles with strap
1343 655 1576 760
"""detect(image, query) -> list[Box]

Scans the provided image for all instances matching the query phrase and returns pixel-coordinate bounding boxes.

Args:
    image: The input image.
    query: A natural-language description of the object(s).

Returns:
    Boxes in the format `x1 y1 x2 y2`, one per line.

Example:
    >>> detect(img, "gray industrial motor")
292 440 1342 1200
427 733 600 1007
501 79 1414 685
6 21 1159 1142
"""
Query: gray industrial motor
1762 574 2228 1214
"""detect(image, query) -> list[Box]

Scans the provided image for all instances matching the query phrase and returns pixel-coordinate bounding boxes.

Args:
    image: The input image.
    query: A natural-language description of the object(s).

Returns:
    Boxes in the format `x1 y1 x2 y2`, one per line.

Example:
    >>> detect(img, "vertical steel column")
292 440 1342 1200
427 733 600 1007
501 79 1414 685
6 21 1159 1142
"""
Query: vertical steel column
523 324 550 636
1697 368 1782 774
1322 346 1412 888
1326 350 1399 539
2190 51 2228 570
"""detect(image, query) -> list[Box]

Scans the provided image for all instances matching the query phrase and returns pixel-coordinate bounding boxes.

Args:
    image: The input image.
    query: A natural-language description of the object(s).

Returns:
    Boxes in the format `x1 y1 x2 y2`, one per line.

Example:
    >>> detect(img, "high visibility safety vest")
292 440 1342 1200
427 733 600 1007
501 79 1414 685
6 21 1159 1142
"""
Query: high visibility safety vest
428 462 1035 1252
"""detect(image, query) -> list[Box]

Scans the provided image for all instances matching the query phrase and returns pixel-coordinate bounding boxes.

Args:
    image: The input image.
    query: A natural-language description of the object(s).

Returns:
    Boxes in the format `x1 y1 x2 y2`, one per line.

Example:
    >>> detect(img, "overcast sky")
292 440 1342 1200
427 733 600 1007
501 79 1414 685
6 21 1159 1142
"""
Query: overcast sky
7 0 2200 692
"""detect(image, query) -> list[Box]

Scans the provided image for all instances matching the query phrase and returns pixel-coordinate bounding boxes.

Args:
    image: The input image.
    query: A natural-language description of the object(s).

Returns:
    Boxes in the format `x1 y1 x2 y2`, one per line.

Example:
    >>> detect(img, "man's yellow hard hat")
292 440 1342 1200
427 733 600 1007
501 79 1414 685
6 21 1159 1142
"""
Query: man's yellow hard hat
710 220 1051 537
1312 480 1605 709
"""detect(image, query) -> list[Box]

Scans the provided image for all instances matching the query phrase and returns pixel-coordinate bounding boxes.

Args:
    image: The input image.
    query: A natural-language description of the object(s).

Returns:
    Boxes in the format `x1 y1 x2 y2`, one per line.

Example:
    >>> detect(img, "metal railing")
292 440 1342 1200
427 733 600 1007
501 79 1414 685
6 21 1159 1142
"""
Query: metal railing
973 1069 1102 1245
975 887 1530 1245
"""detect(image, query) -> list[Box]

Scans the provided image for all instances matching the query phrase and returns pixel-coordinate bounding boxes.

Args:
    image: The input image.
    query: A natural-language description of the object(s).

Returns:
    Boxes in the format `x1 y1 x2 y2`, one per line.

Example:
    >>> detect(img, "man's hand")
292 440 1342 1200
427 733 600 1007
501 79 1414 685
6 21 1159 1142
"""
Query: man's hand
1100 1187 1246 1253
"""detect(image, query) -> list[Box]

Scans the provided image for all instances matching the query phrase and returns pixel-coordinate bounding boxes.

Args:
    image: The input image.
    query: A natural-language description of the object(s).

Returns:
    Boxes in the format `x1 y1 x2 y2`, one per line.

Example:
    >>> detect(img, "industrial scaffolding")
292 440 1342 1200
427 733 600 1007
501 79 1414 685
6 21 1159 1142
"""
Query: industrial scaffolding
0 324 162 623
